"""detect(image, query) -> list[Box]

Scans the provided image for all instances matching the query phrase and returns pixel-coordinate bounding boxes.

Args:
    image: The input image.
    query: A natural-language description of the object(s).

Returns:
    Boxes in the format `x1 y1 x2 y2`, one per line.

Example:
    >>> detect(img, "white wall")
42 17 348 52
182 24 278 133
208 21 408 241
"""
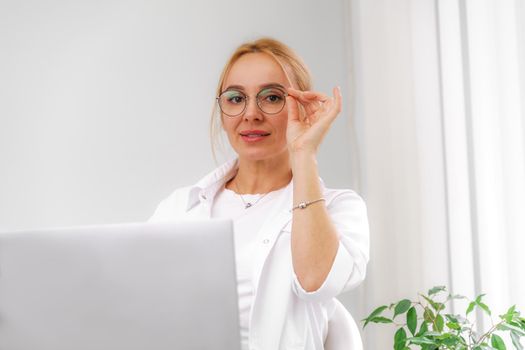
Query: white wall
0 0 357 231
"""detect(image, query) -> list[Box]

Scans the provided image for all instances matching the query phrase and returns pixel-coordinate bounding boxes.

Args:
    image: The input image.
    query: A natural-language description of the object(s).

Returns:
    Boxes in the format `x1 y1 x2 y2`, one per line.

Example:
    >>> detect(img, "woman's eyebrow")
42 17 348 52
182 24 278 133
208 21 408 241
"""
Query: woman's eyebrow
223 85 245 91
222 83 286 92
259 83 286 90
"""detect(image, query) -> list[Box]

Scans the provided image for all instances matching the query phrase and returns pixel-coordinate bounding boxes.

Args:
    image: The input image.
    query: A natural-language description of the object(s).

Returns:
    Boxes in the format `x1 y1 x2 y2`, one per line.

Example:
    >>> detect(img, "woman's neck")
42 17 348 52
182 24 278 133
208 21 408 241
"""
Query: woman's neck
226 153 293 194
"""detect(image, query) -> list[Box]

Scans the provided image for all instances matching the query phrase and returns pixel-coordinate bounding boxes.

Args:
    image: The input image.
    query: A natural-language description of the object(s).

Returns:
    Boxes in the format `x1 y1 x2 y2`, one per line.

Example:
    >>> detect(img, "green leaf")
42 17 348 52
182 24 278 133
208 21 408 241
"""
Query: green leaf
365 305 388 319
446 314 459 323
423 331 441 337
467 301 477 315
519 318 525 330
428 286 447 295
368 316 393 324
394 328 407 350
510 331 523 350
510 321 525 333
475 294 486 303
422 295 445 312
491 334 507 350
501 306 518 323
394 299 413 318
363 305 388 328
478 302 492 316
447 293 467 301
465 296 492 316
447 321 461 330
407 307 418 336
499 323 525 336
435 314 445 332
408 336 438 345
417 322 429 337
441 334 462 347
424 307 435 323
420 345 432 350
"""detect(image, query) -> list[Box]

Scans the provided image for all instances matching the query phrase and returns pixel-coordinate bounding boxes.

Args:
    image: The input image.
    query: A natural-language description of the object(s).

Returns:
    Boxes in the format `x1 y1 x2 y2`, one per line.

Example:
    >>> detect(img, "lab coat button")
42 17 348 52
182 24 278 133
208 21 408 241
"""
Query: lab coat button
262 239 269 244
200 193 207 200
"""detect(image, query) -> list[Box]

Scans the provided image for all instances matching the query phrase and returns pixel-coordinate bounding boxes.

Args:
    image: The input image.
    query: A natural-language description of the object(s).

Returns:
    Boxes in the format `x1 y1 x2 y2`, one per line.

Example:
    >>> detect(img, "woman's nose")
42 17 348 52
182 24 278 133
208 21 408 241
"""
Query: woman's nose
243 98 263 121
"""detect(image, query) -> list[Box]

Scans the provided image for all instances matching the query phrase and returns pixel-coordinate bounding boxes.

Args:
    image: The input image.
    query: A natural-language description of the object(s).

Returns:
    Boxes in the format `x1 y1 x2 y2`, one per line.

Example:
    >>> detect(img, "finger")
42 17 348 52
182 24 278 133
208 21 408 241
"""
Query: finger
288 88 332 117
286 95 301 123
310 87 341 125
302 90 330 102
330 86 342 119
288 89 328 102
317 87 341 125
304 101 322 116
287 88 329 103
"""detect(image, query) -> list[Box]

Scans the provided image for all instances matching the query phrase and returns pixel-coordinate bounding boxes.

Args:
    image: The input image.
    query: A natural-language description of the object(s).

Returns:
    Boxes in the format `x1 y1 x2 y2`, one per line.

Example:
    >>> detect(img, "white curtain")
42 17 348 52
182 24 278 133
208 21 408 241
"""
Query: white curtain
342 0 525 348
458 0 525 331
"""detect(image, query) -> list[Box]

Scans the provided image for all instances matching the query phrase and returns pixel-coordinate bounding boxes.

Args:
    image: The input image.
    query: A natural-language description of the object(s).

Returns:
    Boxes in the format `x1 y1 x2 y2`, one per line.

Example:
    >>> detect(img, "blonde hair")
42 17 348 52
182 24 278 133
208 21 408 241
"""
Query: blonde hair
210 37 312 162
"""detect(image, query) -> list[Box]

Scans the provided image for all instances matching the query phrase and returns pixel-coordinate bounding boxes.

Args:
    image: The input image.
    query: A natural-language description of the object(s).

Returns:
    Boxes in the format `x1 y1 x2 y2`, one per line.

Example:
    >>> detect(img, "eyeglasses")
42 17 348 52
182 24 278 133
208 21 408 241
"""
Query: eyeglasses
216 87 288 117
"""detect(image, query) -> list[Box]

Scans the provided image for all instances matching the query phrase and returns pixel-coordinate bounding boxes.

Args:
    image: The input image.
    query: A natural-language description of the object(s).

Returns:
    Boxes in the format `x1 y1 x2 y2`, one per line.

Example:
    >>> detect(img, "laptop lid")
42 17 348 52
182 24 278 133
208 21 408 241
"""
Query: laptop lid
0 220 240 350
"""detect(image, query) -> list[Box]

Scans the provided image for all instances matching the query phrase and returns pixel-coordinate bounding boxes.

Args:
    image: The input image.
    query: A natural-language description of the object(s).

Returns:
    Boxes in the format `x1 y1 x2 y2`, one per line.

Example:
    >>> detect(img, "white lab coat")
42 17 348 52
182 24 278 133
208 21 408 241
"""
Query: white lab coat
148 158 370 350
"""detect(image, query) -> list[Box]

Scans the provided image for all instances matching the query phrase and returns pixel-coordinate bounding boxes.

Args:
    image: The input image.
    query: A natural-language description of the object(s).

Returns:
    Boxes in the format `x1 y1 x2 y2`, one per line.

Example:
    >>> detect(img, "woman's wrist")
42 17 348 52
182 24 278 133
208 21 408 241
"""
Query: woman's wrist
290 151 321 200
290 149 317 162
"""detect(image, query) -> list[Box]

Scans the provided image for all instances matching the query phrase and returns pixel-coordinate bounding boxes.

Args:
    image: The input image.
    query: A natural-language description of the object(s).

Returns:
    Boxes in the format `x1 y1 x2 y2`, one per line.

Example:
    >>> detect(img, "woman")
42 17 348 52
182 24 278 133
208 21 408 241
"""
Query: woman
149 38 370 350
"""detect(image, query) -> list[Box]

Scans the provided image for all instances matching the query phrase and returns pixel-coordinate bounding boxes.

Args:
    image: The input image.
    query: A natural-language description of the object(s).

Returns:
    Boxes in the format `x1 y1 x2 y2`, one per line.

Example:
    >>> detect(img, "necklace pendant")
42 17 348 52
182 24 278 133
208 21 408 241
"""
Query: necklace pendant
244 203 252 209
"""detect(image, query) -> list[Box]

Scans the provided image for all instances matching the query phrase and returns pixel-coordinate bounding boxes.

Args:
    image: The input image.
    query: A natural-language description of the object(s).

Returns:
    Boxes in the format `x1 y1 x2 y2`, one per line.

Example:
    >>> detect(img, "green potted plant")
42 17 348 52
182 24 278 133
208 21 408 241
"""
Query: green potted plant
362 286 525 349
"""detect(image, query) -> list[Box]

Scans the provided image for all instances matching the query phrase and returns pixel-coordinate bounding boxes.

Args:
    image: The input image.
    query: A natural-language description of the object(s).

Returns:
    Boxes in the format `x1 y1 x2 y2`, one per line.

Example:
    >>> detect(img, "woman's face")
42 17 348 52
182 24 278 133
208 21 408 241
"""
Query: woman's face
220 53 291 162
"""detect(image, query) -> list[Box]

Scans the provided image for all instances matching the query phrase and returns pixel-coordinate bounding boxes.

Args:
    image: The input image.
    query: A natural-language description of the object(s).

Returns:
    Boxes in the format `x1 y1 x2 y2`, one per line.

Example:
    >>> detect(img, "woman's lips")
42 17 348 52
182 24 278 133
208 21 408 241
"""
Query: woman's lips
239 130 271 143
241 134 269 142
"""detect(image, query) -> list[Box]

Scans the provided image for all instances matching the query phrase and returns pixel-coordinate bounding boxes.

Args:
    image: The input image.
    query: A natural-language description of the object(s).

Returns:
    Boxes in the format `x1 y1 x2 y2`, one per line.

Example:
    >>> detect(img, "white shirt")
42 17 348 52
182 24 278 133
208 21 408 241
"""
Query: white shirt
211 184 289 350
148 158 370 350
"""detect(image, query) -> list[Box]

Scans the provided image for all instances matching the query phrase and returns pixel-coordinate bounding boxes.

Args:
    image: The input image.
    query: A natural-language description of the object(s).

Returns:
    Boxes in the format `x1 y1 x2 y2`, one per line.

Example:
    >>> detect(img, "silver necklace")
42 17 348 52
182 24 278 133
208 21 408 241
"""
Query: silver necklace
233 181 270 209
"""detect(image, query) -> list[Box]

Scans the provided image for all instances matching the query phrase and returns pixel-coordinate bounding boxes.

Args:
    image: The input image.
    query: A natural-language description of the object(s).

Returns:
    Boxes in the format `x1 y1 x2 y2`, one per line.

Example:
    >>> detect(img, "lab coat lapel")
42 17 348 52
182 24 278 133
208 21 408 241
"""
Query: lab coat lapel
248 181 296 349
250 182 293 294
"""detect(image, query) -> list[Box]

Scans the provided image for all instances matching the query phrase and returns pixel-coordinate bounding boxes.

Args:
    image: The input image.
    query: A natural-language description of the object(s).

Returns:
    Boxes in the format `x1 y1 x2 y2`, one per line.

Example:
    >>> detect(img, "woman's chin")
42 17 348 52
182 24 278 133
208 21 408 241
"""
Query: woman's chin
235 147 288 162
238 151 271 161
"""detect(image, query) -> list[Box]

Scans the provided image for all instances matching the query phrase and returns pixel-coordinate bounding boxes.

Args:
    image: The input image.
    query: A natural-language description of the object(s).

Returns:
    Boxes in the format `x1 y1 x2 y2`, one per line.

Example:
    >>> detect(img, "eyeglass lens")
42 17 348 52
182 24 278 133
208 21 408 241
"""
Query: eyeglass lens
218 88 286 116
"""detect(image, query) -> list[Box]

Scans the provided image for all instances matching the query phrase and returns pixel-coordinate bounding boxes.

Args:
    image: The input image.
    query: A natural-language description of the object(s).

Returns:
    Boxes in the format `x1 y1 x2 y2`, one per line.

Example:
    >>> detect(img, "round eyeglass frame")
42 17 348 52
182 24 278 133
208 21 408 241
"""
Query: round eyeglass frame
216 87 289 117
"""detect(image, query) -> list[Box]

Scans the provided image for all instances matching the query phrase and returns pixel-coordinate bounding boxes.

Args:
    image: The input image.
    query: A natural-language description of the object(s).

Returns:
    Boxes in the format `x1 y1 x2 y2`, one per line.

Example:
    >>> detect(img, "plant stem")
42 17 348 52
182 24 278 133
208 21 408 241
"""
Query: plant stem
475 320 503 346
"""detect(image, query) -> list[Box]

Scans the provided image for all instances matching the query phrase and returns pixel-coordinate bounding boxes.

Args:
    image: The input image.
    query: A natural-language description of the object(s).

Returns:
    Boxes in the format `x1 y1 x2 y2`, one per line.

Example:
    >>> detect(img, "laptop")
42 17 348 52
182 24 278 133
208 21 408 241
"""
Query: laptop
0 220 241 350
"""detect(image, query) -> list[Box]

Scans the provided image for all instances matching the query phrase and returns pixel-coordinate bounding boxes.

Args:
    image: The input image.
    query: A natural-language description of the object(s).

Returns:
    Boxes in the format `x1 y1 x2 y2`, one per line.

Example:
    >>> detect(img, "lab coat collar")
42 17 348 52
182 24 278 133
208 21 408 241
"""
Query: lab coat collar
186 158 239 212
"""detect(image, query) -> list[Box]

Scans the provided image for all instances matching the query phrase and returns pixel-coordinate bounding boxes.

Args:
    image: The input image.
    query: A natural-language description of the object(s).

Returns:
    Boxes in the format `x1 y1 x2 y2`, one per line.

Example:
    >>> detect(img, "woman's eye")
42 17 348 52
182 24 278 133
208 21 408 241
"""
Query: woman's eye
259 89 284 104
266 94 282 103
225 93 245 104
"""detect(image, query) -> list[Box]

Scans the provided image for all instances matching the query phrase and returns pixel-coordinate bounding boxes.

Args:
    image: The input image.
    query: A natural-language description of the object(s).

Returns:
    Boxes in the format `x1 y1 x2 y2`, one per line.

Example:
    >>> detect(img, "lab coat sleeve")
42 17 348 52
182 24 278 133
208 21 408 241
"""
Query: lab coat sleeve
291 189 370 302
147 198 171 222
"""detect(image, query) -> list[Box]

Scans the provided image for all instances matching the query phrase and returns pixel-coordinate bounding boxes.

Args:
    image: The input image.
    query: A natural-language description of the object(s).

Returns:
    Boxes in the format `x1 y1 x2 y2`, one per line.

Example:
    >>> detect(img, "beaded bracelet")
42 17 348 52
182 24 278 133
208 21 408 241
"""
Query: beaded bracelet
291 198 326 211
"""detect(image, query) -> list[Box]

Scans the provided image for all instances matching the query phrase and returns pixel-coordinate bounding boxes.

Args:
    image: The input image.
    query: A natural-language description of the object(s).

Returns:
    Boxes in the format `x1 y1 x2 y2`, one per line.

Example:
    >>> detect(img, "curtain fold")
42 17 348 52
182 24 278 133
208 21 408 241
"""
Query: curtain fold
461 0 525 330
